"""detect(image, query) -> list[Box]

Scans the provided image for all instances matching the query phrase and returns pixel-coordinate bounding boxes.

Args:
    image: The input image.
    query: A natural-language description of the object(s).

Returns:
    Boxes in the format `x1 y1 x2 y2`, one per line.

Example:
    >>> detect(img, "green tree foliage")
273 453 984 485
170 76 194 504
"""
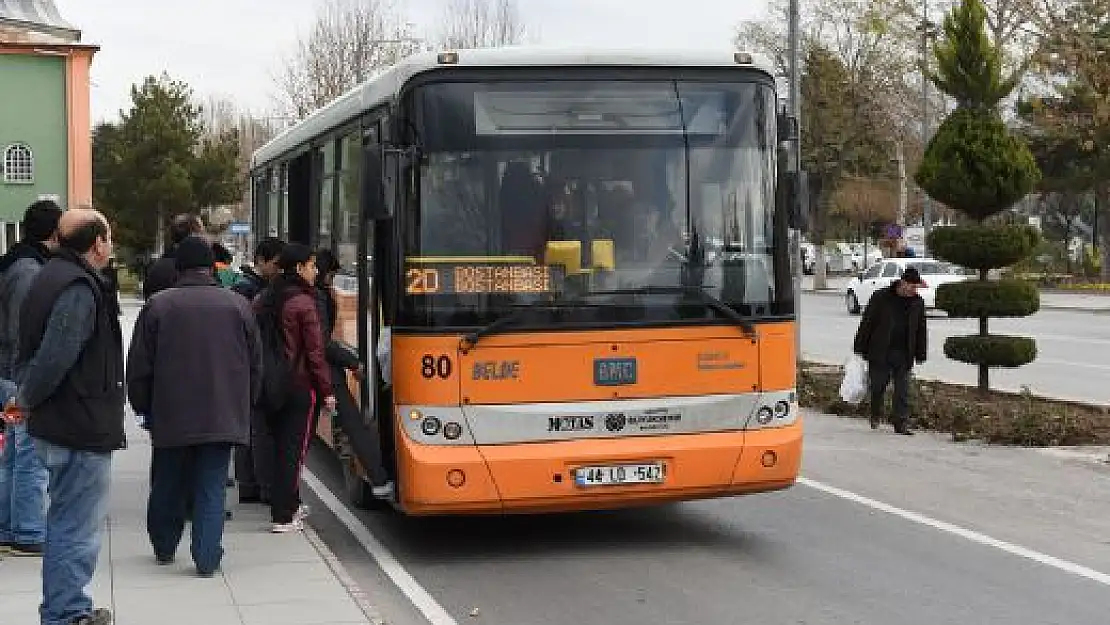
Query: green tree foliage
927 223 1039 269
916 108 1040 220
914 0 1041 393
1020 1 1110 277
800 46 897 246
93 74 243 253
924 0 1024 111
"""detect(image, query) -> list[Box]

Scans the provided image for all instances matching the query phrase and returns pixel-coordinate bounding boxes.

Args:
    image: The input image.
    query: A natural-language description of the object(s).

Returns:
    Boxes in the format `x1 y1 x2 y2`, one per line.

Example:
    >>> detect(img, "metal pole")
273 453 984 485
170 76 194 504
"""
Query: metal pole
788 0 802 366
897 140 907 227
921 0 932 255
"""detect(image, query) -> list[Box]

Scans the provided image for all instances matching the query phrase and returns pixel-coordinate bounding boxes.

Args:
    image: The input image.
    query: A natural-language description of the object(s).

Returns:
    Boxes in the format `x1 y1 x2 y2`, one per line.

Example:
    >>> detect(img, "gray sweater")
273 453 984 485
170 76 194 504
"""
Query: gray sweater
0 256 47 379
15 283 96 409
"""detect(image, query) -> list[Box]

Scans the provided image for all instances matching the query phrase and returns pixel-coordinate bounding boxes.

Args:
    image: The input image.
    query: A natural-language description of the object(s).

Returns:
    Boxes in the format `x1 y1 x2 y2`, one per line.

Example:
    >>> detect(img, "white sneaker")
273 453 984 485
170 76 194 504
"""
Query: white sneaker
270 520 303 534
294 504 310 522
371 481 395 499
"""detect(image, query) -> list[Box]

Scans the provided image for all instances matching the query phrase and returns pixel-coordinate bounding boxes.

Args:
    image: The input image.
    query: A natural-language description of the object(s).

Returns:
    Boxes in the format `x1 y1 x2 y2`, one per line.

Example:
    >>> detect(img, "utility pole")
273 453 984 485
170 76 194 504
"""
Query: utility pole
897 140 907 227
920 0 934 256
788 0 802 365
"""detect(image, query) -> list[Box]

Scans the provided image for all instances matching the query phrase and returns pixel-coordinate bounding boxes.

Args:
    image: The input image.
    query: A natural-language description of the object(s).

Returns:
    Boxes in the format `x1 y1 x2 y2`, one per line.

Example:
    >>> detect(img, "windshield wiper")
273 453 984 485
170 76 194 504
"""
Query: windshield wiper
459 305 562 353
585 286 758 338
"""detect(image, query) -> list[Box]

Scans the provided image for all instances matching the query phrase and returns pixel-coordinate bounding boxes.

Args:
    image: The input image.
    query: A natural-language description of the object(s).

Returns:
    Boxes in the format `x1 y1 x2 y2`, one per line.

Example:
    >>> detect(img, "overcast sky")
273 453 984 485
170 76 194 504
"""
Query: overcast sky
56 0 765 123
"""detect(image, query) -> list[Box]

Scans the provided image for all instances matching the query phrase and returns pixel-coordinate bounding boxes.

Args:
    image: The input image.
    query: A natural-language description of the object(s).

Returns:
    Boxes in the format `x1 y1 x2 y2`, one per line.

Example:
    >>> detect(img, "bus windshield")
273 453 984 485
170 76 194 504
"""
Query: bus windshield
398 78 789 328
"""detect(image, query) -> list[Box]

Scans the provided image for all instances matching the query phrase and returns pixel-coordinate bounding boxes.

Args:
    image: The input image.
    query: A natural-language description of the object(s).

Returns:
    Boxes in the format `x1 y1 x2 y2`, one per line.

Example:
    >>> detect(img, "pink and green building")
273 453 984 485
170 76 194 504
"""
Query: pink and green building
0 0 97 251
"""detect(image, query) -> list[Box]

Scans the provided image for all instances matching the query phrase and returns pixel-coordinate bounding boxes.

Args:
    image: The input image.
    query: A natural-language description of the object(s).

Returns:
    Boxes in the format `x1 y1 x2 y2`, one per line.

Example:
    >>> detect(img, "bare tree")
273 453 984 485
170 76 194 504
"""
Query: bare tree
436 0 526 49
278 0 422 120
199 95 240 138
738 0 921 289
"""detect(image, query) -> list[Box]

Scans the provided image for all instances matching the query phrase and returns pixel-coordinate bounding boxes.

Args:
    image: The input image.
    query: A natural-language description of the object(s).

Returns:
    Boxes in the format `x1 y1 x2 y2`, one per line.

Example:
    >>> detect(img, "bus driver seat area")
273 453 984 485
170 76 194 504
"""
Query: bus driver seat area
499 161 547 258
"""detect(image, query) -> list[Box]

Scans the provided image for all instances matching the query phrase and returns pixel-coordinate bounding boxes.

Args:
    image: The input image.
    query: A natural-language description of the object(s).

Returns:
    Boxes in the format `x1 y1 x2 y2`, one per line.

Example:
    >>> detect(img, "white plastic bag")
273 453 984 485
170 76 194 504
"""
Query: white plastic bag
839 354 868 404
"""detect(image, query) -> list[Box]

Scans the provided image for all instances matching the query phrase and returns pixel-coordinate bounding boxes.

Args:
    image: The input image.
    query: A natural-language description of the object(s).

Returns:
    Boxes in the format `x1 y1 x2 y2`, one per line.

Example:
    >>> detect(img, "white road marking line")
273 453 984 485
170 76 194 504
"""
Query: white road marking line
304 471 460 625
799 477 1110 587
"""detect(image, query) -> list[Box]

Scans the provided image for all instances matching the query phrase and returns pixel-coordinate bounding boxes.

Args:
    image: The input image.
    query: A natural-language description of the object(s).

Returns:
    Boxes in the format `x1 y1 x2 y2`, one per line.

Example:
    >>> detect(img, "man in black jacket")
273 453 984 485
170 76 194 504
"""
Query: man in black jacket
141 214 203 300
0 199 62 559
127 236 261 576
229 236 284 503
852 266 928 435
12 209 121 625
231 237 284 302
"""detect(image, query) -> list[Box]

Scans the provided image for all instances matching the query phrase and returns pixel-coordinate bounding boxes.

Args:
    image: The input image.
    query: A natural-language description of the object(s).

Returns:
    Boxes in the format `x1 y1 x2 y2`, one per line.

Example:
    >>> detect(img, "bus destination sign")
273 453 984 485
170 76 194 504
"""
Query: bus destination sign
405 263 559 295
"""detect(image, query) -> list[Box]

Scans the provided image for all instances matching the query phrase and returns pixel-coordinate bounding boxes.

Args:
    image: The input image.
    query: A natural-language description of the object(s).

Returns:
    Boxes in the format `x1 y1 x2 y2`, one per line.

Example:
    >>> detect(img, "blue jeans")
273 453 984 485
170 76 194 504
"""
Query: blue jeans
0 421 49 545
33 438 112 625
147 443 232 574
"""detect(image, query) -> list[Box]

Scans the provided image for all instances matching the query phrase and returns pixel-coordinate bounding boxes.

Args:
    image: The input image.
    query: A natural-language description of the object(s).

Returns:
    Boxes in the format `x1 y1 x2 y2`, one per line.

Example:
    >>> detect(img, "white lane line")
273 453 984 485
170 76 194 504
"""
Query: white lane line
799 477 1110 587
304 471 460 625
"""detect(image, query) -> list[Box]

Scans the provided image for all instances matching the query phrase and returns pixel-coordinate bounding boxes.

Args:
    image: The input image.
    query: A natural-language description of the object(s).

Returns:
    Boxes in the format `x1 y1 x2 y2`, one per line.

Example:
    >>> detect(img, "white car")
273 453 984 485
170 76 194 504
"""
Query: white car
848 243 883 268
844 258 974 314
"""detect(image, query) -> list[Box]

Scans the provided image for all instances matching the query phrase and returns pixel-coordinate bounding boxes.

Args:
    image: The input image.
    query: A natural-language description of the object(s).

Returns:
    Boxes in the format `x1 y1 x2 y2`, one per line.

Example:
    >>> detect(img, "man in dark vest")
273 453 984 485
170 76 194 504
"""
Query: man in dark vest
12 208 122 625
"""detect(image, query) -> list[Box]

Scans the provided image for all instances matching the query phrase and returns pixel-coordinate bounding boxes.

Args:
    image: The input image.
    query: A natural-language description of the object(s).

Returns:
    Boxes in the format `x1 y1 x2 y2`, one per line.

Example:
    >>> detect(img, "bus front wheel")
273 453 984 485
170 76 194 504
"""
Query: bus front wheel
343 458 377 510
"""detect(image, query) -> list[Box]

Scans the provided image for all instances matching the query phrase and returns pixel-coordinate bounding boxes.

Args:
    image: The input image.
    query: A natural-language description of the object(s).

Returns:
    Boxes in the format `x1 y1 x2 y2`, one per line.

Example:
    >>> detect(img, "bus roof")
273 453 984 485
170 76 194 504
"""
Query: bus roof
250 46 775 169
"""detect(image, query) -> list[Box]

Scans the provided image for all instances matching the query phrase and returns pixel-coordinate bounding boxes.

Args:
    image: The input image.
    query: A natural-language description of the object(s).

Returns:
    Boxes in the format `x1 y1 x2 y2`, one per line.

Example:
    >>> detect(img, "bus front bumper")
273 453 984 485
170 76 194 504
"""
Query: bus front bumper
396 420 803 516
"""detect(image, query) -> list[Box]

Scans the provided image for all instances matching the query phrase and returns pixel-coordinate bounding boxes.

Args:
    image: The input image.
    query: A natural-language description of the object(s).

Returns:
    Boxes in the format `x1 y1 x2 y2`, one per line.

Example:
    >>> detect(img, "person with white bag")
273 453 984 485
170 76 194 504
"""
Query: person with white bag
839 354 869 405
851 266 929 435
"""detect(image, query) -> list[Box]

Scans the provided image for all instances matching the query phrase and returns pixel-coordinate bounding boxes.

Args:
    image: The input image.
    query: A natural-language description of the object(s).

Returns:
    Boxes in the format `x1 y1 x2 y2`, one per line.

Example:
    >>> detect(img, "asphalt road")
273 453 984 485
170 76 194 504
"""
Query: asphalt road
115 298 1110 625
303 413 1110 625
800 291 1110 404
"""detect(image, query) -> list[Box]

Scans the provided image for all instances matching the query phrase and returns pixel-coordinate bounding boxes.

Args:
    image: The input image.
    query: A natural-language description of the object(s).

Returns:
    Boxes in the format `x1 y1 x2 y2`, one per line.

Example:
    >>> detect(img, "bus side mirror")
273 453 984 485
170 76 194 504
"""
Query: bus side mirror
777 170 807 231
777 112 798 143
361 146 390 220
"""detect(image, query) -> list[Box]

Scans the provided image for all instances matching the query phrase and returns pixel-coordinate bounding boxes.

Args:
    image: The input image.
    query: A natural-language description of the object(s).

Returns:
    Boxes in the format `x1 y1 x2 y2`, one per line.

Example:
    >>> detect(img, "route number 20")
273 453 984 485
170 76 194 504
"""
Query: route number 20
421 354 452 379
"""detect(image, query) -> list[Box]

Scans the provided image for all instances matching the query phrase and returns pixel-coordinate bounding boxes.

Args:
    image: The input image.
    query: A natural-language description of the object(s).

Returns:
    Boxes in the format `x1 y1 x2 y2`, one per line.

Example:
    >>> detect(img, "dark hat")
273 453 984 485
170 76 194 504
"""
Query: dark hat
900 266 926 286
175 235 215 271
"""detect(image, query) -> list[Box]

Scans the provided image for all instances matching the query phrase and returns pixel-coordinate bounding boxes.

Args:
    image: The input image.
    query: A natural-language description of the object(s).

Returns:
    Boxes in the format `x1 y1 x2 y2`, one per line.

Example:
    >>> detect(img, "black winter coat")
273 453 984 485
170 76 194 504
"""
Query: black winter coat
127 270 262 448
853 284 928 366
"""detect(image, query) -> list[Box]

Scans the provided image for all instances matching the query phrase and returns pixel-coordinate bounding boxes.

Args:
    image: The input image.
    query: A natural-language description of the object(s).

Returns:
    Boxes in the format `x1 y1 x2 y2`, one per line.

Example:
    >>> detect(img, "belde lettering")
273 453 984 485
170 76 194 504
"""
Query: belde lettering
471 360 521 381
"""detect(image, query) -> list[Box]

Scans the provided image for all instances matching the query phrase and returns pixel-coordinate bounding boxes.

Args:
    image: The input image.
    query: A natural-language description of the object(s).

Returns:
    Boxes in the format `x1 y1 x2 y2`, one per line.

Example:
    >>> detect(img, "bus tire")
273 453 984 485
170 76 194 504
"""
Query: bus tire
343 458 377 510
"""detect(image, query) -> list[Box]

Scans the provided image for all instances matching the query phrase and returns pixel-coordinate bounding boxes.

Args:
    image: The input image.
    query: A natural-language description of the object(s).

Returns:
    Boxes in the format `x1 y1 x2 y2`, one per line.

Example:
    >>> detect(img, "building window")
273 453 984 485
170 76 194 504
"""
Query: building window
3 143 34 184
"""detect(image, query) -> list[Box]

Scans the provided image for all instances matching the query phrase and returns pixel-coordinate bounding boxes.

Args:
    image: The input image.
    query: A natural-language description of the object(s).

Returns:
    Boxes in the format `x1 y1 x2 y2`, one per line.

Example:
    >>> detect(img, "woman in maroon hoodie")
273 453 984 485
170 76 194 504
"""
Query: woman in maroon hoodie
255 243 336 533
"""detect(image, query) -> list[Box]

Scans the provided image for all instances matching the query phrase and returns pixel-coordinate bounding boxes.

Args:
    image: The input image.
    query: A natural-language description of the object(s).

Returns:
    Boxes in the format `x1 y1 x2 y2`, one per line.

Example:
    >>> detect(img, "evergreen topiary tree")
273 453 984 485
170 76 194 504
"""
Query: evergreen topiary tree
914 0 1042 393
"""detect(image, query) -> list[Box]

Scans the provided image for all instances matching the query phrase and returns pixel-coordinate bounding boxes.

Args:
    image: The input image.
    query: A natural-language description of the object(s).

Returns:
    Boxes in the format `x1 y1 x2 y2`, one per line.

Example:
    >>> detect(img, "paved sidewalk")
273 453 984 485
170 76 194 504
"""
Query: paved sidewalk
0 419 377 625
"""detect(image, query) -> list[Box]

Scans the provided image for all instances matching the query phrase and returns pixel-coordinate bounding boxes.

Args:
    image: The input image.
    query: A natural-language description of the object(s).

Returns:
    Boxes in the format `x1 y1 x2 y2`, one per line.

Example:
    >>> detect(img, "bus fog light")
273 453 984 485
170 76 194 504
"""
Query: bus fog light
447 469 466 488
409 409 422 421
756 406 774 425
774 401 790 418
761 451 777 467
421 416 442 436
443 421 463 440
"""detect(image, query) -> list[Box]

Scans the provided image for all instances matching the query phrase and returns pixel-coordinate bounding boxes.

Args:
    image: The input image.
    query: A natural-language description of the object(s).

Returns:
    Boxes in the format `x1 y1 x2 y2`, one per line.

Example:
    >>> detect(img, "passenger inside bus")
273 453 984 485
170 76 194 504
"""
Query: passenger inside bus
499 161 547 257
544 179 588 243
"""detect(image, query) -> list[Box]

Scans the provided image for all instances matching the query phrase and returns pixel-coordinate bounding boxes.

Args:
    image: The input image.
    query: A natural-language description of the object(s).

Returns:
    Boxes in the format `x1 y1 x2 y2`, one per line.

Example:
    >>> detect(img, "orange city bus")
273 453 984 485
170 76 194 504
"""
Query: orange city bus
249 47 803 515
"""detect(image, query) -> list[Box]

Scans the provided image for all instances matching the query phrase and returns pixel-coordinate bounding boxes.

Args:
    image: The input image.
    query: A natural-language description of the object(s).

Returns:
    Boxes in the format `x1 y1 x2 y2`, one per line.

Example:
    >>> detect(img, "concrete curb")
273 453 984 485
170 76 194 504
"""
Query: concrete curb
802 289 1110 313
1034 447 1110 467
303 524 388 625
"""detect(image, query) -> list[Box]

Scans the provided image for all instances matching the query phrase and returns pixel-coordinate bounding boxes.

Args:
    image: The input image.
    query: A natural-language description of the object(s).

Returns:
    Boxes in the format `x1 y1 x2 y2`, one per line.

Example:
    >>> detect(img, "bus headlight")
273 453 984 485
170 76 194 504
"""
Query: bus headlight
756 406 774 425
421 416 442 436
443 421 463 440
774 401 790 419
